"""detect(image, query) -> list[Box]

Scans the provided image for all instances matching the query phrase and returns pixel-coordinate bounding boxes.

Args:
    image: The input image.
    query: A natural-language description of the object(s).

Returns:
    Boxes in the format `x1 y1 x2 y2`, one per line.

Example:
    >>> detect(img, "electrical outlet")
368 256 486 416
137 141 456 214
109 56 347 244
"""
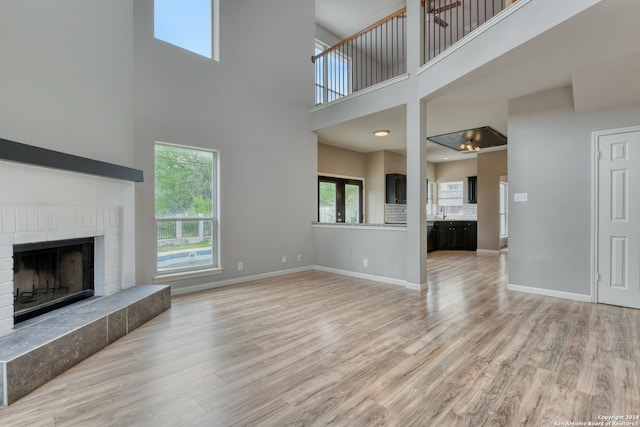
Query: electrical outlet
282 255 287 264
237 262 243 271
297 254 302 262
363 258 368 267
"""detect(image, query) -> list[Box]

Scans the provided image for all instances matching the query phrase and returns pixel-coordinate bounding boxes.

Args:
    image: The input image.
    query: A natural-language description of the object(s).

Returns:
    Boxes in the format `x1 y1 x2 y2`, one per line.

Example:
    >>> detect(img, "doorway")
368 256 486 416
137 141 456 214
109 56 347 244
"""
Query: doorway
593 125 640 309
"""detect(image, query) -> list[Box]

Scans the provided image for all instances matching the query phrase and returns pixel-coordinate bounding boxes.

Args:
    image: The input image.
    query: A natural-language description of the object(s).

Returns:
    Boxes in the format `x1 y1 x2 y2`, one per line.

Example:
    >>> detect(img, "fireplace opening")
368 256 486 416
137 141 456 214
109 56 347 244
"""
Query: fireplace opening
13 237 95 324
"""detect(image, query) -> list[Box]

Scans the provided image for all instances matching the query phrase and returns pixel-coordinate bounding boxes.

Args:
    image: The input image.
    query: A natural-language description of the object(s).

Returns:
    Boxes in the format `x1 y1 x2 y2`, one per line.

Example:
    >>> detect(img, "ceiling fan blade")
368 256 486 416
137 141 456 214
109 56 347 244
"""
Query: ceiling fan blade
430 1 462 14
432 15 449 27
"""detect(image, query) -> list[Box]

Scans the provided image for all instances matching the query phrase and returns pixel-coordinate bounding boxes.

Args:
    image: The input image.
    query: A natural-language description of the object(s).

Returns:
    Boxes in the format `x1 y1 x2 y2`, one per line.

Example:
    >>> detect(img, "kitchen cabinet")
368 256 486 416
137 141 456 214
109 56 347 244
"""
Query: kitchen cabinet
427 222 436 252
467 176 477 204
386 174 406 204
433 221 477 250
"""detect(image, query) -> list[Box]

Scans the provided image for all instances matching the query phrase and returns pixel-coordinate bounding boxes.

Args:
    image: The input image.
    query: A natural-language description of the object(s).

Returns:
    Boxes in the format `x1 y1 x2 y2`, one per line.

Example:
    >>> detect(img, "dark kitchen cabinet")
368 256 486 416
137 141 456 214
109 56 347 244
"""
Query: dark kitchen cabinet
386 174 407 204
465 221 477 250
427 222 436 252
433 221 477 251
467 176 477 204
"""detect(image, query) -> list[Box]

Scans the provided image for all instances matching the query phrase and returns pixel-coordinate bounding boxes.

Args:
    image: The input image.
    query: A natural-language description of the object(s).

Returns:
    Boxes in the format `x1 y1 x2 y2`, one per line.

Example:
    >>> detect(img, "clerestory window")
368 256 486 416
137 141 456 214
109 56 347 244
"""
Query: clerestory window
315 40 351 105
154 0 219 60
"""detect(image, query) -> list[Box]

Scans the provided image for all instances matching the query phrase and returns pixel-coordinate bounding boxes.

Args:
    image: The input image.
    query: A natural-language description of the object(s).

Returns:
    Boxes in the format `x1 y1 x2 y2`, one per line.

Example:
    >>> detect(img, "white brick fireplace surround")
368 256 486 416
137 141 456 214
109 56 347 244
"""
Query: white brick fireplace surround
0 159 137 335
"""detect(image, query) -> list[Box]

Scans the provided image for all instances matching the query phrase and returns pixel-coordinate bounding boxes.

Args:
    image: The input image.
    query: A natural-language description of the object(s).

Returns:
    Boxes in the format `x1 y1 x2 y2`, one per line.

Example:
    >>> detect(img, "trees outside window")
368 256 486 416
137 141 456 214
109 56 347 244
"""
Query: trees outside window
155 143 218 273
318 176 363 223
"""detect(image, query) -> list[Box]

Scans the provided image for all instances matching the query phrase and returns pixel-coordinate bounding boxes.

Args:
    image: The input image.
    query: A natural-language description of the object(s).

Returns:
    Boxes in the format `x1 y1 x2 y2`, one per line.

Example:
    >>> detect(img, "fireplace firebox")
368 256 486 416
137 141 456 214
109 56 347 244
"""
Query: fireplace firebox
13 238 95 324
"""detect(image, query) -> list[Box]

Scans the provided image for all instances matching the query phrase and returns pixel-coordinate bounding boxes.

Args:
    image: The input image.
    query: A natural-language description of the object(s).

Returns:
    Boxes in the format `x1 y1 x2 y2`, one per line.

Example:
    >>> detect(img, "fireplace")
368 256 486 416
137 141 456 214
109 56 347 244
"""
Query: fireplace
13 238 95 323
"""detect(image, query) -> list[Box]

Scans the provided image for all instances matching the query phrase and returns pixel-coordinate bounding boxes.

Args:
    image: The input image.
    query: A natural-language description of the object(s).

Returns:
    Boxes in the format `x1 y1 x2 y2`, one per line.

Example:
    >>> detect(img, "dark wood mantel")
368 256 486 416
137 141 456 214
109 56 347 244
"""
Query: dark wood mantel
0 137 143 182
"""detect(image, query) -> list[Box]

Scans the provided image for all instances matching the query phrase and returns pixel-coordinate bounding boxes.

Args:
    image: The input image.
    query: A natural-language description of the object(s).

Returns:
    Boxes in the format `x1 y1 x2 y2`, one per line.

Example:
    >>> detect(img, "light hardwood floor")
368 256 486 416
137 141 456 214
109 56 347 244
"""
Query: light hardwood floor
1 251 639 426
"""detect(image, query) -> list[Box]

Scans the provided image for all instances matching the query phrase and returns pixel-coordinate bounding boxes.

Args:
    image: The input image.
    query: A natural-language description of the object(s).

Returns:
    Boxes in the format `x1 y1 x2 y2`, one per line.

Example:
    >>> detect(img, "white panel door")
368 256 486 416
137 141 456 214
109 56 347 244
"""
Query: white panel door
598 129 640 308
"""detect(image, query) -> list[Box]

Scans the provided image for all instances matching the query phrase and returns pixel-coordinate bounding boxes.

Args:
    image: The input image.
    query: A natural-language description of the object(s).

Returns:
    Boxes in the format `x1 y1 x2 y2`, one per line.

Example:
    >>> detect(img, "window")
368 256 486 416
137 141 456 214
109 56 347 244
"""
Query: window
318 176 363 223
155 143 219 274
500 181 508 237
315 41 351 105
427 180 436 216
154 0 217 59
437 181 463 217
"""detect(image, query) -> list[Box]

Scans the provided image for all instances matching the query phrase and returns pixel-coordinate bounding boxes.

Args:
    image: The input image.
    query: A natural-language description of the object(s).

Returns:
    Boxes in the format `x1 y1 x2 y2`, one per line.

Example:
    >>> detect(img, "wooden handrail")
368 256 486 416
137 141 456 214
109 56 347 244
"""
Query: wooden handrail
311 7 407 63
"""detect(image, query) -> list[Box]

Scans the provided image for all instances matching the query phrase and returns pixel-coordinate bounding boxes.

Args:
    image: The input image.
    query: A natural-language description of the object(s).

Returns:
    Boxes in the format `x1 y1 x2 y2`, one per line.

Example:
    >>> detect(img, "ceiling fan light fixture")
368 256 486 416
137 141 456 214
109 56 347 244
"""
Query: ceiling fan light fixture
373 129 391 137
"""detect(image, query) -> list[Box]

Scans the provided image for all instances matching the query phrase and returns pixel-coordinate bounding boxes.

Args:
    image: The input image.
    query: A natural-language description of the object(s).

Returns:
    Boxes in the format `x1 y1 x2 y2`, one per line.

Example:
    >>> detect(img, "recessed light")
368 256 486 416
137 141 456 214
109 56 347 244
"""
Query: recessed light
373 129 390 137
443 157 449 160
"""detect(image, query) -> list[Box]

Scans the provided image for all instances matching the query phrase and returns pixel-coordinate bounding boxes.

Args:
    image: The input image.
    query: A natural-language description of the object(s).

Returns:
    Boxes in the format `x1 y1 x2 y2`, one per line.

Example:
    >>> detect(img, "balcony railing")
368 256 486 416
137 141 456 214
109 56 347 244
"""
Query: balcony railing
422 0 512 64
312 0 517 106
312 8 407 106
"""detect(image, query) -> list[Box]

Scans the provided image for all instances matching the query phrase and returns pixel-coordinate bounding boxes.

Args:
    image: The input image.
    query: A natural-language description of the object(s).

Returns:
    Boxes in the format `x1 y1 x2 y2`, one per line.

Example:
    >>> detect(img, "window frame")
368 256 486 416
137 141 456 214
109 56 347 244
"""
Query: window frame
154 141 221 278
318 175 364 224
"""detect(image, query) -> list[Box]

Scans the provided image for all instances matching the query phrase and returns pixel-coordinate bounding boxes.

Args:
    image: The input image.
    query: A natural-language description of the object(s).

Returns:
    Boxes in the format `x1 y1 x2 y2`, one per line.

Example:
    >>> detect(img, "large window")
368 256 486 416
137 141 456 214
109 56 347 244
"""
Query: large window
315 41 351 105
155 143 219 274
318 176 363 223
154 0 217 59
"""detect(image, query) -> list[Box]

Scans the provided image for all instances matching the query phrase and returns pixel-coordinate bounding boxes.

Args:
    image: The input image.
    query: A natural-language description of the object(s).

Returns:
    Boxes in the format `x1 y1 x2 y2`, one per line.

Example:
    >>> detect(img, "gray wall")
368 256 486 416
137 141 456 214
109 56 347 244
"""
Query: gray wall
133 0 317 288
0 0 134 166
313 226 407 282
508 85 640 296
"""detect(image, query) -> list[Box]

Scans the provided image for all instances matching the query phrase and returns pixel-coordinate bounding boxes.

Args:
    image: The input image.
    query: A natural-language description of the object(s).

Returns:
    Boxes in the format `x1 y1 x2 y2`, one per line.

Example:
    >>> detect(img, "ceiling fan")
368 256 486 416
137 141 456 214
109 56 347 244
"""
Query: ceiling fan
423 0 462 28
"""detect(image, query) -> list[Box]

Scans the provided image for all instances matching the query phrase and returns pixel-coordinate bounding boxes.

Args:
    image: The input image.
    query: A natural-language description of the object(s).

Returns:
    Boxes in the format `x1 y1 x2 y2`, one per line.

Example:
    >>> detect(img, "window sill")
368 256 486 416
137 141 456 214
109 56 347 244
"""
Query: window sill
153 267 224 283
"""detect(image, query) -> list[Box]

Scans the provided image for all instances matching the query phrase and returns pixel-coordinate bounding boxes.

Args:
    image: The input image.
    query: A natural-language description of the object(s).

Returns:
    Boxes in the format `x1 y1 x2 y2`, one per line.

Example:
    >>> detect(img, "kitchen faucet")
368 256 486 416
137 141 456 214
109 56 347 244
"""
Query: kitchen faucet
440 206 447 219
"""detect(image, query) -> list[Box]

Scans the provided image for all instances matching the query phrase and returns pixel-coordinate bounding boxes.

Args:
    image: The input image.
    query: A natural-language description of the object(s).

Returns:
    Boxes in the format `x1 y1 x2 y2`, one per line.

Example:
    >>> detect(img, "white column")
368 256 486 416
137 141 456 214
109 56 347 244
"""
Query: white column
405 0 427 290
405 99 427 290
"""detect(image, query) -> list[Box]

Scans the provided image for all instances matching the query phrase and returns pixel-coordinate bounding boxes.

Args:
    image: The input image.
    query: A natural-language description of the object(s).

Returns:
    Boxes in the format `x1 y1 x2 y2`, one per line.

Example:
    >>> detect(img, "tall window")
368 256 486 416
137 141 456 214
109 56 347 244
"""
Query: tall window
315 41 351 105
318 176 363 223
155 143 219 274
437 181 463 217
154 0 216 59
500 181 508 237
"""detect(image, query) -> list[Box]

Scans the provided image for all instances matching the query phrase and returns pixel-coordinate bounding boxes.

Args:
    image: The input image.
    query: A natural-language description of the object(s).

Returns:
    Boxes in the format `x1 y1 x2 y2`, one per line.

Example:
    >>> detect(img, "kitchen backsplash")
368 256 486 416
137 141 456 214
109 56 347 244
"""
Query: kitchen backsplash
430 203 478 219
385 203 478 224
385 203 408 223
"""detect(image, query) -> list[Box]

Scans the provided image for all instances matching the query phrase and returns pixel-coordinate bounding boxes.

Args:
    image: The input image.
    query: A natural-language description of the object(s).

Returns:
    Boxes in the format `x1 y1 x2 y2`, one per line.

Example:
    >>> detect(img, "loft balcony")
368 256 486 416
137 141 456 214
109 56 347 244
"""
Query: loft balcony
313 0 518 107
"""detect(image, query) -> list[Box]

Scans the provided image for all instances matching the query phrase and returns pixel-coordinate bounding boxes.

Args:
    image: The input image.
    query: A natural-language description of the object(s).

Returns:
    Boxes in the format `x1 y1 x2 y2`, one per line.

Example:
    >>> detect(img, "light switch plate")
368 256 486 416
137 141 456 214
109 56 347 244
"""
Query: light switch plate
514 192 528 202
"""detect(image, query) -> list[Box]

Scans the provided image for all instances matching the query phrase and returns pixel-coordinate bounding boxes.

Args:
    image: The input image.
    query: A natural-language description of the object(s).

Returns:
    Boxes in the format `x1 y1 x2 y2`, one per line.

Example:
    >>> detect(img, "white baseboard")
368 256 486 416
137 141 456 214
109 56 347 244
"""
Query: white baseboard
170 266 313 295
476 249 500 255
313 265 419 289
171 264 424 296
507 283 593 303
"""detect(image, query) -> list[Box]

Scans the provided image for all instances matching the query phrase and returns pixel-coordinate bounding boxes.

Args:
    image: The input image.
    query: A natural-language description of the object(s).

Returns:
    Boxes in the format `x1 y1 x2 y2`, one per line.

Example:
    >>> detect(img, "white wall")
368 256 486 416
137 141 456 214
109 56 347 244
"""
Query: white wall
0 0 134 166
133 0 317 288
508 85 640 296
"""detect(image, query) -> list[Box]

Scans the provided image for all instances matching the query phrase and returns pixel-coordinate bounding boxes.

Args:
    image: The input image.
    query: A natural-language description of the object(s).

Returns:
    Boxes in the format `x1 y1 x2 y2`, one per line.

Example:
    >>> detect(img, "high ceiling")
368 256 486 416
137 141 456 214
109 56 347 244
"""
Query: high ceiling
314 0 640 162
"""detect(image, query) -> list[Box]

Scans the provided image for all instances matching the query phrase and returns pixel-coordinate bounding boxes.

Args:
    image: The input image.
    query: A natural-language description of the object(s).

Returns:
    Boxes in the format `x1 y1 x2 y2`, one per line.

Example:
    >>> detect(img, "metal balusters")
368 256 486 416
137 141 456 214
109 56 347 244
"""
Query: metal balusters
422 0 508 65
311 8 407 106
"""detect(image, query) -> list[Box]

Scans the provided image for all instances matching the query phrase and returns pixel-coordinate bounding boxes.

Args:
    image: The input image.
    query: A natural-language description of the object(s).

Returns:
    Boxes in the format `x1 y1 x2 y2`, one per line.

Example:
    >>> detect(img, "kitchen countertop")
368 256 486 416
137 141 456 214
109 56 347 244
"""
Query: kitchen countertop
428 218 477 222
313 222 406 228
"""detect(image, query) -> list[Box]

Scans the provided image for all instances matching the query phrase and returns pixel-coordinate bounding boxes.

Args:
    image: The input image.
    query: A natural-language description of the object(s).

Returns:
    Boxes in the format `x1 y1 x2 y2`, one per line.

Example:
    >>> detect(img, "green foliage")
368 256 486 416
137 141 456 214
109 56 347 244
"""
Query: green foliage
319 182 335 208
155 144 214 218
